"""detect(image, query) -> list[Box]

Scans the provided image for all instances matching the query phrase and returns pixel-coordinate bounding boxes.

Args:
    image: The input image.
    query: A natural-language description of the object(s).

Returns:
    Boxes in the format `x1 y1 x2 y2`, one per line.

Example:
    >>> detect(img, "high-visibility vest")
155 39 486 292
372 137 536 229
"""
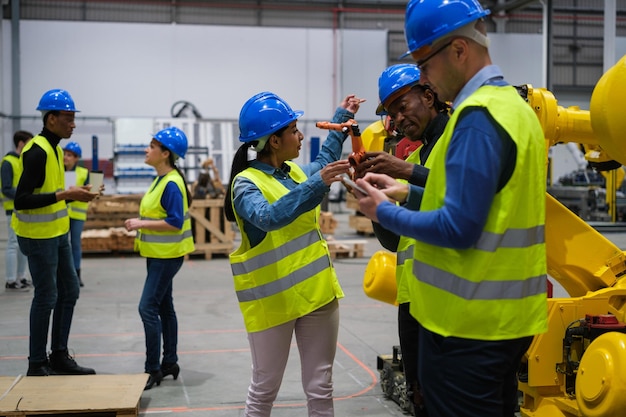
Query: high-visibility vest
1 154 20 211
230 161 344 333
67 166 89 221
410 85 548 340
395 146 431 304
12 136 69 239
135 170 195 258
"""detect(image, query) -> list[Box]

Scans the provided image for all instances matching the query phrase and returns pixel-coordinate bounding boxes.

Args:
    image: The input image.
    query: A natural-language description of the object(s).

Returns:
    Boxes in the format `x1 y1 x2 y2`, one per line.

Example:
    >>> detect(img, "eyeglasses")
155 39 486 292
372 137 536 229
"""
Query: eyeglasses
415 40 453 71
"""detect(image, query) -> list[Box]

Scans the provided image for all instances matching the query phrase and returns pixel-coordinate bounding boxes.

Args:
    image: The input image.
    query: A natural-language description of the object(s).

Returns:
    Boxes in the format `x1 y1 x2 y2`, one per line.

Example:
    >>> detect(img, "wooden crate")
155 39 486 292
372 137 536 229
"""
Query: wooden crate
188 197 235 259
327 239 367 259
82 194 235 259
349 214 374 235
82 228 136 253
0 374 146 417
85 194 141 230
319 211 337 235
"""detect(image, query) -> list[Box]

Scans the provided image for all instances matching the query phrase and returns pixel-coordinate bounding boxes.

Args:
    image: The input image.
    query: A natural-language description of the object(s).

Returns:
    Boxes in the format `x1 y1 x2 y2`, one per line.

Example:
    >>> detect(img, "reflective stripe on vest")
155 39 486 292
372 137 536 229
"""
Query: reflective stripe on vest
135 170 195 258
1 154 20 211
410 85 548 340
67 166 89 221
12 136 69 239
230 161 344 332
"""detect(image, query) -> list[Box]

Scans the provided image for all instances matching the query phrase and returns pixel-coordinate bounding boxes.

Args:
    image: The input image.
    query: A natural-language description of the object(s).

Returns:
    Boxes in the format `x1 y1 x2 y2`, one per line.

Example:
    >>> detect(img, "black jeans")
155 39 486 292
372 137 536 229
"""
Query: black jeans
418 323 532 417
398 302 420 393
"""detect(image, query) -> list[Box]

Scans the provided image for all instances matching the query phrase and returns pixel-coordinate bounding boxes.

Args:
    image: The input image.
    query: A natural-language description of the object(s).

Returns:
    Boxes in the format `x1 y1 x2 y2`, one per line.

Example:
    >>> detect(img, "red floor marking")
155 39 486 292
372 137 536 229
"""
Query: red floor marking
142 342 379 414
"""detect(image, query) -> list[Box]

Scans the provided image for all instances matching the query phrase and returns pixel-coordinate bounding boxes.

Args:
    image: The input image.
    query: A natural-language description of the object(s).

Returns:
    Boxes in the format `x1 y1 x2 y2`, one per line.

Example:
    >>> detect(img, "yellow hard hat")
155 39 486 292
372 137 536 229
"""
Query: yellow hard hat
363 250 398 305
361 120 387 152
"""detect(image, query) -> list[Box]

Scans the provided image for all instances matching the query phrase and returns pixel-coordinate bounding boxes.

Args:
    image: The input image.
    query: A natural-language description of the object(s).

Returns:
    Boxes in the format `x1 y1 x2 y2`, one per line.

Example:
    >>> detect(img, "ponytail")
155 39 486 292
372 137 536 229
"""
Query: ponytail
224 143 252 222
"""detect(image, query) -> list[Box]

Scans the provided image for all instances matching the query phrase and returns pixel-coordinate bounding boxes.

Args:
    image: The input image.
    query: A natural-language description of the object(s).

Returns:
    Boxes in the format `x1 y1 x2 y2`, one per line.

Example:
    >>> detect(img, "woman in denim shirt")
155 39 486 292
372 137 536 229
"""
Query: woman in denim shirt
225 92 364 417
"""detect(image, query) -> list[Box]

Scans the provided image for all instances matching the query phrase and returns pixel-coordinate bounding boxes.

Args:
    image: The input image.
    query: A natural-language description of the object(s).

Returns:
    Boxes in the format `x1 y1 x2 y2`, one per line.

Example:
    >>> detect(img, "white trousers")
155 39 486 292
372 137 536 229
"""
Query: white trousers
244 298 340 417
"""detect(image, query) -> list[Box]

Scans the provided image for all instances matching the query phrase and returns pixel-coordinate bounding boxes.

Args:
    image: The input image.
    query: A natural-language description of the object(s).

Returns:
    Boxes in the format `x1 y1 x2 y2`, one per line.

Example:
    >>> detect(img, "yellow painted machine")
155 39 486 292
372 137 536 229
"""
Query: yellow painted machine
365 55 626 417
518 56 626 417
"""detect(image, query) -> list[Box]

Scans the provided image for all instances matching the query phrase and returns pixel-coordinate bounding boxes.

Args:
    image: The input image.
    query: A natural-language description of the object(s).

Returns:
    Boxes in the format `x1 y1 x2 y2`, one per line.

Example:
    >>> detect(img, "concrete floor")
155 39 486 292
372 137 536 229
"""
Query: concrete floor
0 206 411 417
2 205 626 417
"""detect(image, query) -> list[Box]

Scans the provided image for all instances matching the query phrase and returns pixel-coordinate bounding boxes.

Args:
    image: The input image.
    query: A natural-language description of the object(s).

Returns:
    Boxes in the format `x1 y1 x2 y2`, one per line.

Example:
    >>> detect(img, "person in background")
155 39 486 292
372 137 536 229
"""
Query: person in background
354 0 548 416
2 130 33 292
355 63 449 417
13 89 98 376
124 126 194 391
63 141 88 287
225 92 363 417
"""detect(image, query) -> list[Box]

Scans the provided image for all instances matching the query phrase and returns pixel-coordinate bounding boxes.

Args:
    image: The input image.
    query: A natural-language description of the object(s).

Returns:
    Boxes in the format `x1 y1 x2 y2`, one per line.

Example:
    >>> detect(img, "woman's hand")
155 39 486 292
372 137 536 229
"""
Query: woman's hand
340 94 366 114
320 160 351 186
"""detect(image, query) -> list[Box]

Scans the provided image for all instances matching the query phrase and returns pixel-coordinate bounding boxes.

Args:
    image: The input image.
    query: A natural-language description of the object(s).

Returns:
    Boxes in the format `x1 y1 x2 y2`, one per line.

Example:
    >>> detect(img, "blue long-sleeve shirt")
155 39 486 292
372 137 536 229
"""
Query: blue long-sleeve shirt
150 176 185 229
233 106 354 247
377 65 517 249
1 152 18 215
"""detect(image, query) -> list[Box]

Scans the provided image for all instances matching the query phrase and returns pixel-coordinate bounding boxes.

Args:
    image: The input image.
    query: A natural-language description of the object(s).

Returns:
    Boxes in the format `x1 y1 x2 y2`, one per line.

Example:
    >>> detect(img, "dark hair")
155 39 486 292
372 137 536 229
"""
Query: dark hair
13 130 33 148
42 110 59 125
413 84 450 114
224 143 252 222
158 143 193 208
224 125 290 222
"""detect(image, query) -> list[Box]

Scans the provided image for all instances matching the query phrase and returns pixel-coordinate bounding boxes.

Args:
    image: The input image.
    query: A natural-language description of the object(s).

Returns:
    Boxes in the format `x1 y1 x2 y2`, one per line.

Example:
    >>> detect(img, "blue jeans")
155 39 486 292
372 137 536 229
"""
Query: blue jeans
18 233 80 364
69 218 85 271
5 214 28 283
138 257 183 372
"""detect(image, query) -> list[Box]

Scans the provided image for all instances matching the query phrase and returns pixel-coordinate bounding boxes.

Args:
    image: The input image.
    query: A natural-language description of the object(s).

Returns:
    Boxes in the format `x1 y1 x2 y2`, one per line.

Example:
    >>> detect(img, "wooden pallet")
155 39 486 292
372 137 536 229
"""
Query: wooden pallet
327 239 367 259
81 195 235 259
188 198 235 259
348 214 374 235
0 374 146 417
319 211 337 235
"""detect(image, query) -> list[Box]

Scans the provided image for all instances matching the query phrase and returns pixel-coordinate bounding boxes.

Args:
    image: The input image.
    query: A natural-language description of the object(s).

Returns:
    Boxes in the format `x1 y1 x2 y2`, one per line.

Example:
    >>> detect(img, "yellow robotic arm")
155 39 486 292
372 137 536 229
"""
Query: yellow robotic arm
519 55 626 417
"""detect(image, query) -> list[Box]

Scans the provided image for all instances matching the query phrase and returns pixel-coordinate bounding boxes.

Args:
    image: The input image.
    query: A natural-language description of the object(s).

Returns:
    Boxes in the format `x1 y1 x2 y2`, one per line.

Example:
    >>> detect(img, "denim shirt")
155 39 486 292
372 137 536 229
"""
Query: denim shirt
233 106 354 247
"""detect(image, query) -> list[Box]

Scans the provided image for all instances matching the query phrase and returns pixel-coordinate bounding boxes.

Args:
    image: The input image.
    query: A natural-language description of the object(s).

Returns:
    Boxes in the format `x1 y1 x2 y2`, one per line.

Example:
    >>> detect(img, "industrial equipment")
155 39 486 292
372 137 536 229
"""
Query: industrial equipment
364 55 626 417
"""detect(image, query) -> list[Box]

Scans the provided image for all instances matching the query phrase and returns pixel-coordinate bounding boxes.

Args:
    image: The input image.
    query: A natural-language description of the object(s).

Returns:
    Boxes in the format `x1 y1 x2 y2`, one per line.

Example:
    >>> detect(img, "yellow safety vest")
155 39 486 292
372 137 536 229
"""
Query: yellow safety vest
135 170 195 258
67 166 89 221
410 85 548 340
395 147 429 304
12 136 69 239
230 161 344 333
1 154 20 211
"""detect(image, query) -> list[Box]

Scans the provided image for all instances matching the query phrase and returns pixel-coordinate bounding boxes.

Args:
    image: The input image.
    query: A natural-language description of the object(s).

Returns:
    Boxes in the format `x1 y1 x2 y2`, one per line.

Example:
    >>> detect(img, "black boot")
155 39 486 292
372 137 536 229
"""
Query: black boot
49 350 96 375
27 359 57 376
161 362 180 380
77 269 84 287
144 370 163 390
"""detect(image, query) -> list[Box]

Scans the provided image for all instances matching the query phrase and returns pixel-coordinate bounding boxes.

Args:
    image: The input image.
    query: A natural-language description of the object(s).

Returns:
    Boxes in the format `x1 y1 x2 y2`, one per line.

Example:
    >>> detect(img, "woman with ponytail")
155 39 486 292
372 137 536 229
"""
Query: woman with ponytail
226 92 364 417
124 126 194 391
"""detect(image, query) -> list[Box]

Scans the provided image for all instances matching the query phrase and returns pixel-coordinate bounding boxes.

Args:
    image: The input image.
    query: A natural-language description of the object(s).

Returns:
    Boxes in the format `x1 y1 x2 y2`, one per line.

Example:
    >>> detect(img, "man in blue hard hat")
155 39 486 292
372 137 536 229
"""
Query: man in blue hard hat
13 89 98 376
354 1 548 416
355 63 449 417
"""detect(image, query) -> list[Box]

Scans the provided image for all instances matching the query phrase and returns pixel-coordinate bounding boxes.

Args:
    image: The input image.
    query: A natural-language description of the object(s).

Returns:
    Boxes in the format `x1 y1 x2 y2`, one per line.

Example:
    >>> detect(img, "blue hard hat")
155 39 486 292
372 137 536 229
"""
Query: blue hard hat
238 92 304 143
36 89 80 112
154 126 188 159
63 141 82 158
376 64 422 115
404 0 490 60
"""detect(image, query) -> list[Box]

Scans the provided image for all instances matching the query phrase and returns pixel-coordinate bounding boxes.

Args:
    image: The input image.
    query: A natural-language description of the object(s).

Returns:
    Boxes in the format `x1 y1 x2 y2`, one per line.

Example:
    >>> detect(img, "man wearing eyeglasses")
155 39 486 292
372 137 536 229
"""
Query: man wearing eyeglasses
353 1 548 416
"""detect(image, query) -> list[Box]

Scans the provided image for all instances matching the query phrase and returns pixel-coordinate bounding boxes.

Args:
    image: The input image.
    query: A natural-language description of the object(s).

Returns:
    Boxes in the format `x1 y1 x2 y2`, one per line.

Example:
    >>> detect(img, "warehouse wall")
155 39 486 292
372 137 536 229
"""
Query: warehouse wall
2 19 626 170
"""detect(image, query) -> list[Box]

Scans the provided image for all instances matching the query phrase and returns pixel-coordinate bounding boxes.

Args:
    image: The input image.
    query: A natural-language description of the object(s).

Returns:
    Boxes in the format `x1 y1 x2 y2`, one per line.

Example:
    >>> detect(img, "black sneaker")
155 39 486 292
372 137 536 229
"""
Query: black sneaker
20 278 33 288
5 281 29 292
27 360 57 376
49 350 96 375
